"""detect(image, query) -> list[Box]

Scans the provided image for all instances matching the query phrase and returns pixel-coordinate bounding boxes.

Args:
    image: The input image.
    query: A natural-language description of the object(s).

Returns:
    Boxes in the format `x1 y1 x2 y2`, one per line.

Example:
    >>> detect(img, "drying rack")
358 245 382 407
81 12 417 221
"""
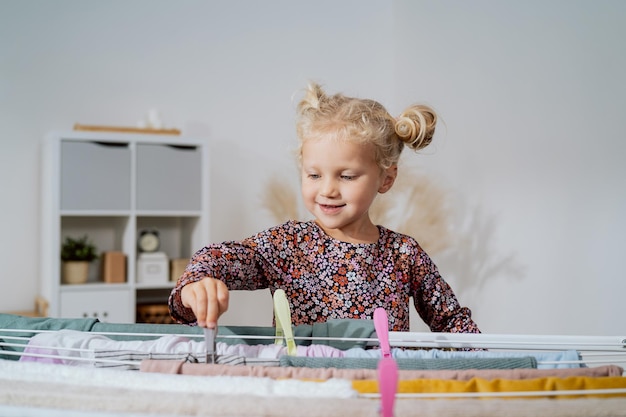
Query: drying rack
1 300 626 417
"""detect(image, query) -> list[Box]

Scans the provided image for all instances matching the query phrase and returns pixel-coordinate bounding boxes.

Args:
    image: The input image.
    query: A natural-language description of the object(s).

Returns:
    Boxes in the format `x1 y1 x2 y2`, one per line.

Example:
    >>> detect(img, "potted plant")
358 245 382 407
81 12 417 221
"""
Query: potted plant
60 235 98 284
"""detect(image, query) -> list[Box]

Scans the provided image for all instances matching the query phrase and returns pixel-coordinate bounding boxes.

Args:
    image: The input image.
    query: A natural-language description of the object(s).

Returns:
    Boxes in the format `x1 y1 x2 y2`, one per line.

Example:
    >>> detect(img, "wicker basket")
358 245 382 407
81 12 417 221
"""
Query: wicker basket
136 304 174 324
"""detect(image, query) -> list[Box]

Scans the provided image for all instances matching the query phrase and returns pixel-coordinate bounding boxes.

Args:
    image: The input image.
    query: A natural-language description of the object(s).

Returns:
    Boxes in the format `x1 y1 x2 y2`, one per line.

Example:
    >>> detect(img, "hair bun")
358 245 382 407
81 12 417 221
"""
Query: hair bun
298 82 325 113
394 105 437 151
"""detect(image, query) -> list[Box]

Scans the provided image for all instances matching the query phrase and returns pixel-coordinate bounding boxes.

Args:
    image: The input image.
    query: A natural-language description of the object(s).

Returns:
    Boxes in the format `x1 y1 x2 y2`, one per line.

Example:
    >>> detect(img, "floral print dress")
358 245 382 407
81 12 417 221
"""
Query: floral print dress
169 220 480 333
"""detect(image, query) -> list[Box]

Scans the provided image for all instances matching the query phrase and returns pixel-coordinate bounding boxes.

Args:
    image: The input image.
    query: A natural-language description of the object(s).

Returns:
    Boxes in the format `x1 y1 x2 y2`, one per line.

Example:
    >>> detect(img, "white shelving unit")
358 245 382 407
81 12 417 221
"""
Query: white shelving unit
40 131 210 323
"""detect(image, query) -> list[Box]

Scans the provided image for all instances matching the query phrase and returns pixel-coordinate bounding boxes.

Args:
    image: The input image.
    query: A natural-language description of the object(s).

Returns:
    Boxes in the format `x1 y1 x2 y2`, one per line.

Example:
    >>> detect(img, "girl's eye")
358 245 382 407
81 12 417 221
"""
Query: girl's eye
308 174 320 180
341 175 356 181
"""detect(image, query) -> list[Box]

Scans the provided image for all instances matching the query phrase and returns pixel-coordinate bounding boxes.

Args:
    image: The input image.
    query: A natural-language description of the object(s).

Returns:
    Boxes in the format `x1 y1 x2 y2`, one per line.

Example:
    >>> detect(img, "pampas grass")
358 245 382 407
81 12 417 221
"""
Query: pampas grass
370 169 451 255
261 174 301 224
261 169 451 255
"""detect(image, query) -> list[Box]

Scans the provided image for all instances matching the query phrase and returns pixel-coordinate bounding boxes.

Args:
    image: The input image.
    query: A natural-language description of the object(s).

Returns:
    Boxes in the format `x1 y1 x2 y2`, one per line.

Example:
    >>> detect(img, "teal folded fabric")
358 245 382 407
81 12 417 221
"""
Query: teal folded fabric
279 356 538 370
92 321 204 341
0 313 98 359
0 313 99 332
311 319 375 350
0 314 374 360
57 317 375 349
214 325 313 346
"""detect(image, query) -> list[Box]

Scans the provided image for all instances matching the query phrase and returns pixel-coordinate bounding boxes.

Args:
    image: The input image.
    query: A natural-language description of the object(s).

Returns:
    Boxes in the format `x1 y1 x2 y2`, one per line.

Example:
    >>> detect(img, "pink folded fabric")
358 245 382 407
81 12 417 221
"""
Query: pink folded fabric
140 360 623 381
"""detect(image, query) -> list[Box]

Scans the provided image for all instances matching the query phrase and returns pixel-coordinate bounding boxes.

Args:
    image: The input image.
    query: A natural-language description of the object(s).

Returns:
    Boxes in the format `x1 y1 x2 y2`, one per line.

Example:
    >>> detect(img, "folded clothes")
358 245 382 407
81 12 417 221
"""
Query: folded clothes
94 351 280 370
3 314 596 373
352 375 626 398
140 360 623 381
18 328 589 372
279 356 538 370
345 346 584 369
19 329 346 367
0 313 374 359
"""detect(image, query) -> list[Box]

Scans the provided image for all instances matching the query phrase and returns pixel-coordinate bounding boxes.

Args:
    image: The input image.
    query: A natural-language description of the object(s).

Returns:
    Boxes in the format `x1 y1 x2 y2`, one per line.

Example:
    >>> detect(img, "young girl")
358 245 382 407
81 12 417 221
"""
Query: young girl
168 83 480 334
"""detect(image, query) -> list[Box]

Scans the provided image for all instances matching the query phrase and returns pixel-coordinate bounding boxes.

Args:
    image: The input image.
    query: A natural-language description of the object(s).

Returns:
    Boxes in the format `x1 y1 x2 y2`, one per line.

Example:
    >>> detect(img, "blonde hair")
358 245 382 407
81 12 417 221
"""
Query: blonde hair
296 83 437 169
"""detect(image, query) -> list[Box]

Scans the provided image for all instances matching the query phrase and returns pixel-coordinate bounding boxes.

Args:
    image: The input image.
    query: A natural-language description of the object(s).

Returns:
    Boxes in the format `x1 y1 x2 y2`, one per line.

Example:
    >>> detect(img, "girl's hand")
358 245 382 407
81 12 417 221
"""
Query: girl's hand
180 277 229 329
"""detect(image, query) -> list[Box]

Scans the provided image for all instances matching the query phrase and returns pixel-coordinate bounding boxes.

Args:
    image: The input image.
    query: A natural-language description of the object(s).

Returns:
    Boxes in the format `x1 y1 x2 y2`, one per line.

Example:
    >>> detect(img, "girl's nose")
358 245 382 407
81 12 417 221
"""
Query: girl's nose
320 178 338 197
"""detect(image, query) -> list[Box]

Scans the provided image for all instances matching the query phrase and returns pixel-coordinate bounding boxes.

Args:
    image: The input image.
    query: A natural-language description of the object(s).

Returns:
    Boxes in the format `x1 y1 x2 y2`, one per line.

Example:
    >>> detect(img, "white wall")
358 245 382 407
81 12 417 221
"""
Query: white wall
1 1 624 336
0 0 394 325
393 0 626 336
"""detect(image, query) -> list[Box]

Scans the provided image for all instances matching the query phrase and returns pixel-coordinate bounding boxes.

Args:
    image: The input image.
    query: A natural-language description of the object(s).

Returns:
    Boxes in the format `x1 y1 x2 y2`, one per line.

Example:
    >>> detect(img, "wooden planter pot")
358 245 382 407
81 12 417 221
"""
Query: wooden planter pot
62 261 90 284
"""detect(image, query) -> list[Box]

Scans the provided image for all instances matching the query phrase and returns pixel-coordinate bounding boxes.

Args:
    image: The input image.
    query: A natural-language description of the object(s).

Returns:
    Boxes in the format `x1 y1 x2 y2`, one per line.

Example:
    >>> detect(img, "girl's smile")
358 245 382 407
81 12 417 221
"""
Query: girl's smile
300 136 396 244
318 203 346 215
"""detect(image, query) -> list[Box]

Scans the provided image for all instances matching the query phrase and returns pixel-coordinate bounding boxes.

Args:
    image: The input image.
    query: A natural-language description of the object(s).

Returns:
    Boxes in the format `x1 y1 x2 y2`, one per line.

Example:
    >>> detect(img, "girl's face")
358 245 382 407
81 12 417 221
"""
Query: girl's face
300 136 397 243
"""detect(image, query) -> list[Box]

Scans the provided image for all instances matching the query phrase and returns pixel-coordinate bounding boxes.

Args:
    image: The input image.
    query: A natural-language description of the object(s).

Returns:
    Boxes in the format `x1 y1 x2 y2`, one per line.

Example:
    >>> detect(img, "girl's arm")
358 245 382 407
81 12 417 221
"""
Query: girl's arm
168 239 271 325
412 251 481 334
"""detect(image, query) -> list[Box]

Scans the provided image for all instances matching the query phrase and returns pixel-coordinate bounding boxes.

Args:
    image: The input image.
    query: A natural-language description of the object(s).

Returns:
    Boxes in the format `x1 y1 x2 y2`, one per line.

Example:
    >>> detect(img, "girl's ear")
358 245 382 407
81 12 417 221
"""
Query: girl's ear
378 165 398 194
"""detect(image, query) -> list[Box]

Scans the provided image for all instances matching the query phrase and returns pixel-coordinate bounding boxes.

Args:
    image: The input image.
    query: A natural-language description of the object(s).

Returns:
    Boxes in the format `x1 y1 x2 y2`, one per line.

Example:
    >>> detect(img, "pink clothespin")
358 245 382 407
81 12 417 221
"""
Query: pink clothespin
374 308 392 358
374 307 398 417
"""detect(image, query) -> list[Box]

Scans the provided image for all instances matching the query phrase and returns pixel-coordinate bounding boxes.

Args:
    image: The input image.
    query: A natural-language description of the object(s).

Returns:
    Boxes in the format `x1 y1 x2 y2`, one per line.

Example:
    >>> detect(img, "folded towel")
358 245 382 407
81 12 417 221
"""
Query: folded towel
279 356 537 370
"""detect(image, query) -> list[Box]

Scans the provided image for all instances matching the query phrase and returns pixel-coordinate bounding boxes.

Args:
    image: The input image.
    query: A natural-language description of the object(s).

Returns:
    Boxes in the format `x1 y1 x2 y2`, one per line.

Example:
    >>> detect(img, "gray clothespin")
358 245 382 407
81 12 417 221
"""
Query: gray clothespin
204 327 217 364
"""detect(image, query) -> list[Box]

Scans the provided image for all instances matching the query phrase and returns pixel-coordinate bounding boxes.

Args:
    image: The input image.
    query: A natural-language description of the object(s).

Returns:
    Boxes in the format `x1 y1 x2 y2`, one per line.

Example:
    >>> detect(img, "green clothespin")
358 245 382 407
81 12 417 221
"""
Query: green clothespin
273 289 297 356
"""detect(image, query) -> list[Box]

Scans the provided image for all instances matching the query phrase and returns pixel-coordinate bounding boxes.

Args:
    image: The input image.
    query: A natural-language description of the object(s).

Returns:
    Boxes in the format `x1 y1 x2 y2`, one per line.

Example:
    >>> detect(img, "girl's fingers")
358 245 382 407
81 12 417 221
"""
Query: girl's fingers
216 279 230 320
181 280 207 326
206 279 229 328
193 281 209 327
205 279 219 328
181 278 229 328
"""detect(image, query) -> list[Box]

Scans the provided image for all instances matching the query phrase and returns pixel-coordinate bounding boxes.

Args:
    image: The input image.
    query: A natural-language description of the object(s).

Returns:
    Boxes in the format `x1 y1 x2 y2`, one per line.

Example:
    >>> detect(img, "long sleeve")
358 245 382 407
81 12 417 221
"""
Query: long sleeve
168 239 271 324
411 249 480 334
168 220 480 333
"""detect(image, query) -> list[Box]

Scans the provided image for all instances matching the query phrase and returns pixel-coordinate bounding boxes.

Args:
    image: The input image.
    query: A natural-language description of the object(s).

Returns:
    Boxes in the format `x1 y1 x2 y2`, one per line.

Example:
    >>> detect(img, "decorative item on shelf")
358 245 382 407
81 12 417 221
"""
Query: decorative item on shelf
137 252 169 284
170 258 188 282
137 109 164 130
60 236 98 285
137 229 165 284
138 229 160 253
101 251 127 283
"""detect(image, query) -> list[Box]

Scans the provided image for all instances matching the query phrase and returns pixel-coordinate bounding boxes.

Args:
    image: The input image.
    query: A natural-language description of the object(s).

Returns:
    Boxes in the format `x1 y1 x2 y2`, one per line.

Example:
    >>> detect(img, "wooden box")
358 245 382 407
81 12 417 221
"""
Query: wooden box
170 258 188 282
102 251 127 283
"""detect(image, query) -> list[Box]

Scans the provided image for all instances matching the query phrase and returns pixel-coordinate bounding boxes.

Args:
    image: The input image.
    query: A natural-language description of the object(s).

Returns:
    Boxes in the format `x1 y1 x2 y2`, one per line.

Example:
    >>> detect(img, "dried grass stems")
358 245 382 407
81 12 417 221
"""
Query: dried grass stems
261 170 452 255
261 174 301 224
370 169 452 255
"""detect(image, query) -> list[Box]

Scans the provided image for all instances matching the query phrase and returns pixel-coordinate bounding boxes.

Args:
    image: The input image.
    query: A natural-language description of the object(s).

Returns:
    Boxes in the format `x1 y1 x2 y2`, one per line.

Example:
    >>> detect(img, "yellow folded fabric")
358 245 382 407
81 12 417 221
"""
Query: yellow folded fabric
352 376 626 398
